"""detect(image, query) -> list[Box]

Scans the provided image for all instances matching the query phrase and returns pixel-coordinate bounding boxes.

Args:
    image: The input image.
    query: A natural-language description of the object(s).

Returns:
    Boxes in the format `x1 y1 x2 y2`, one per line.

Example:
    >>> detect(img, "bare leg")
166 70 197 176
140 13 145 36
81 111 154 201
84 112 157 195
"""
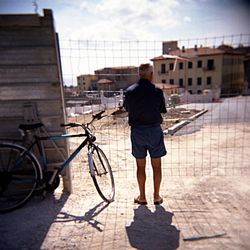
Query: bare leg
151 157 162 200
136 158 146 200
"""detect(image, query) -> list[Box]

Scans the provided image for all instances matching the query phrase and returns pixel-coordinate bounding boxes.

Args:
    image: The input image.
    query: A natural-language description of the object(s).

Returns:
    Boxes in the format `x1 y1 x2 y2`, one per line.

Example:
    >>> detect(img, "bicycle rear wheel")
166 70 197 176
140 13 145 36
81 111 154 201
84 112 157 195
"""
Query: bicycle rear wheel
88 144 115 202
0 143 42 213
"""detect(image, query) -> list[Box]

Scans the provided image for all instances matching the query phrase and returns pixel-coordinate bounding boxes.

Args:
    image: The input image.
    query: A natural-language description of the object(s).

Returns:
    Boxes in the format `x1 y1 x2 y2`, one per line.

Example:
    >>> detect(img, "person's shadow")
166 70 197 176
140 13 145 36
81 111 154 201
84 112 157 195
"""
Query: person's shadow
126 205 180 250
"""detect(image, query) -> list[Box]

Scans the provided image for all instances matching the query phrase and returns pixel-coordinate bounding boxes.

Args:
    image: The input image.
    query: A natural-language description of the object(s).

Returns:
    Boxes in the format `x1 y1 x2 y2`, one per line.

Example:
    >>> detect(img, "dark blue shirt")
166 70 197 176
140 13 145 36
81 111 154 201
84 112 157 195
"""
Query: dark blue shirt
124 78 167 127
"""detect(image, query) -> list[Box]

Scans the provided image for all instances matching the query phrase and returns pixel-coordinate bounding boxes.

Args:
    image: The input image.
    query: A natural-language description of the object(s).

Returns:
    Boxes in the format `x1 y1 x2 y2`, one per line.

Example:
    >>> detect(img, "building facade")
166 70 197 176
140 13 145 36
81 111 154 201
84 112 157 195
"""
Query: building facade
94 66 138 90
77 74 98 94
233 45 250 95
151 42 245 100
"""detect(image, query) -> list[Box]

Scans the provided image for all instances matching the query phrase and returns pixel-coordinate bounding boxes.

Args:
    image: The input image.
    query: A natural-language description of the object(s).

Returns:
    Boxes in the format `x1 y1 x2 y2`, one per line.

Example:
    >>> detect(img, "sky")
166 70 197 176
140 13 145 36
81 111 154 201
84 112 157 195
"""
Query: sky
0 0 250 85
0 0 249 41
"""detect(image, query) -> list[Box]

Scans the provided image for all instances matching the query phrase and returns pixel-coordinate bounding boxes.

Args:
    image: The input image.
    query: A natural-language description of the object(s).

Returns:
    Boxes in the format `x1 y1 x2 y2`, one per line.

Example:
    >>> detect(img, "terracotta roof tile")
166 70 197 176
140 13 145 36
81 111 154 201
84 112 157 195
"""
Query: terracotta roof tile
97 78 113 84
151 47 231 61
169 47 225 57
151 55 189 61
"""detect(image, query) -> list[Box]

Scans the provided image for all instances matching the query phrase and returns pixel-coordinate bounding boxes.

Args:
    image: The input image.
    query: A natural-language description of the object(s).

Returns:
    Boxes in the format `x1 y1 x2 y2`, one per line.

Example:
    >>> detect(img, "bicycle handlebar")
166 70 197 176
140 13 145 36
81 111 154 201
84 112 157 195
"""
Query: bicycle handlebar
60 110 106 128
60 123 80 128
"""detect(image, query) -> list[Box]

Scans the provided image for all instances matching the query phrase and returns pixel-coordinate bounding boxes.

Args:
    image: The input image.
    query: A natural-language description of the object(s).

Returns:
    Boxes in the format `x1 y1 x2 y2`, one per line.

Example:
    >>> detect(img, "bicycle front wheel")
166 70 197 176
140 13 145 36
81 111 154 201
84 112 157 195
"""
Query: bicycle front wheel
88 145 115 202
0 143 42 213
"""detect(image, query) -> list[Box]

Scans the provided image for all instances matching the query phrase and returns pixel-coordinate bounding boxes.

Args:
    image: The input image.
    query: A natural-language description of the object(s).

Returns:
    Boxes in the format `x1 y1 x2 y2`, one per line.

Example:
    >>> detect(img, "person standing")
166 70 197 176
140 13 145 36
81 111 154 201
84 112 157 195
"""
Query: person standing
124 63 167 205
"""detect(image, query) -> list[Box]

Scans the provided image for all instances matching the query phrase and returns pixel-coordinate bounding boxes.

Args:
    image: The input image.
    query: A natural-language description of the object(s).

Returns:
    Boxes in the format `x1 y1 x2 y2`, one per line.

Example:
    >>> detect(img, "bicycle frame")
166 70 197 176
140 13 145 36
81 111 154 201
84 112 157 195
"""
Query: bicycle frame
0 110 115 213
26 132 93 178
19 111 104 185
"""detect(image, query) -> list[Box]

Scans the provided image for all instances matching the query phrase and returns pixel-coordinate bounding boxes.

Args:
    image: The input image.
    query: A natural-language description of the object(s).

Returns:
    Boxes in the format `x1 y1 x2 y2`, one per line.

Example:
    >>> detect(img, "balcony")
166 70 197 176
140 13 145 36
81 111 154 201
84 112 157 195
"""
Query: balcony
157 70 169 75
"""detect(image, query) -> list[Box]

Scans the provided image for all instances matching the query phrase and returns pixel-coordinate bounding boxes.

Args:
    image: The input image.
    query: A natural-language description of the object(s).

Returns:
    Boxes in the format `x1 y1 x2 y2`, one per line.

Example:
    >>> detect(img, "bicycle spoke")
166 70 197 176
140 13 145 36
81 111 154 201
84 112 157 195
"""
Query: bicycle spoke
0 143 40 213
89 145 115 202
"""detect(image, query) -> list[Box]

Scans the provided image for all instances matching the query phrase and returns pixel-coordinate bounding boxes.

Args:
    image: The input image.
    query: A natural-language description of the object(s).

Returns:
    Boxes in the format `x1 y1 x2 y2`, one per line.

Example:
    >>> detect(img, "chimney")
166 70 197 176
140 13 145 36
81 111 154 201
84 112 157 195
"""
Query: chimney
194 44 198 51
182 46 185 52
162 41 178 54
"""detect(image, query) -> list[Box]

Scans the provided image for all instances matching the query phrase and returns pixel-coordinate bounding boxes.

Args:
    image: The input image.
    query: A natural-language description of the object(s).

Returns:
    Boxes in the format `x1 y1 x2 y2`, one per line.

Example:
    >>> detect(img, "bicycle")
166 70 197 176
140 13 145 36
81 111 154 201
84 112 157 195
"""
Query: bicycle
0 111 115 213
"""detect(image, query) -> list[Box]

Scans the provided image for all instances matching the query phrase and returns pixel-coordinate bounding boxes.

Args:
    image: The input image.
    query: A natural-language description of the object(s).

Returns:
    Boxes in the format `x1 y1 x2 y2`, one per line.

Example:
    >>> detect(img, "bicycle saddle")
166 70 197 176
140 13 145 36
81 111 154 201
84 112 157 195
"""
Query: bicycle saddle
19 123 44 131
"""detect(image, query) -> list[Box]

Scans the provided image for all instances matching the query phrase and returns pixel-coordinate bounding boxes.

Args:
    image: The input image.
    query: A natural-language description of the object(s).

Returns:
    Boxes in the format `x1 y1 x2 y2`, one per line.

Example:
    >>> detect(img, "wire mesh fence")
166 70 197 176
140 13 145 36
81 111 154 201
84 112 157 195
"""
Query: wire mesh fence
60 34 250 184
60 34 250 86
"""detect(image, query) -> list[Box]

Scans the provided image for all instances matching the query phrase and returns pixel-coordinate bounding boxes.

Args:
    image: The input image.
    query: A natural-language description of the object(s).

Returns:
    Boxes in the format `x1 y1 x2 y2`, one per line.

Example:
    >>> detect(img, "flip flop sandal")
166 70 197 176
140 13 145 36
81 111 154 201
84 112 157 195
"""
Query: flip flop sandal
154 197 163 205
134 196 147 205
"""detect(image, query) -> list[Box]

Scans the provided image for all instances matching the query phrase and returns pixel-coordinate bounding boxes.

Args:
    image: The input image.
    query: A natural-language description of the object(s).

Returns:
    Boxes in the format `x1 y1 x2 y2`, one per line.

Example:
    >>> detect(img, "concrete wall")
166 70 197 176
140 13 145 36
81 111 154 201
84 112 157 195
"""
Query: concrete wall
0 9 71 192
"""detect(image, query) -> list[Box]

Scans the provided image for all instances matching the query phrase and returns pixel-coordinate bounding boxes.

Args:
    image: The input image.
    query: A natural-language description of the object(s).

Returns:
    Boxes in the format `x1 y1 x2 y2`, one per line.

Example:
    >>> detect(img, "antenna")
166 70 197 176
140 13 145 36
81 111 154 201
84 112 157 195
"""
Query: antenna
32 0 38 14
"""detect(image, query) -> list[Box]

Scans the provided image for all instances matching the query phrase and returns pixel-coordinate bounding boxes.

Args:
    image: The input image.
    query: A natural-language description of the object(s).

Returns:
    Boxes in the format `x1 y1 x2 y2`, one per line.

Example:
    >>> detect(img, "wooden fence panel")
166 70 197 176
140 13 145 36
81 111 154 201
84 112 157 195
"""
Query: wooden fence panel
0 9 72 192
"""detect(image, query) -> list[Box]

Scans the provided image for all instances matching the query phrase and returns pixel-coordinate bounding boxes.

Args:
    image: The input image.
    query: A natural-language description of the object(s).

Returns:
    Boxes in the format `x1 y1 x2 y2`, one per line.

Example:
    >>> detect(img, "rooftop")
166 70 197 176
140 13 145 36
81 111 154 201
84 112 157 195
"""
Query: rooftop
151 55 189 61
97 78 113 84
151 46 244 61
95 66 138 71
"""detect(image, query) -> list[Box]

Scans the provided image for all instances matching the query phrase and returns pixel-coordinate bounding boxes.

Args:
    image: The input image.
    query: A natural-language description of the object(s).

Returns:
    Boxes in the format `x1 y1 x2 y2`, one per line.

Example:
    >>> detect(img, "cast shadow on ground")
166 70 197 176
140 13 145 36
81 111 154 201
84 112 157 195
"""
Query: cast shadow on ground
0 192 69 250
55 201 110 232
126 205 180 250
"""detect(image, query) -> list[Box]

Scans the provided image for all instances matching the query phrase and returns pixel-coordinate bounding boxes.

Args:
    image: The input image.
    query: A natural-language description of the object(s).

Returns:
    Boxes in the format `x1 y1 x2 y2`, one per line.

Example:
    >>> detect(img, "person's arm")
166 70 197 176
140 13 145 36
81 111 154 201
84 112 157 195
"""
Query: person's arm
123 91 129 111
159 90 167 113
123 83 138 112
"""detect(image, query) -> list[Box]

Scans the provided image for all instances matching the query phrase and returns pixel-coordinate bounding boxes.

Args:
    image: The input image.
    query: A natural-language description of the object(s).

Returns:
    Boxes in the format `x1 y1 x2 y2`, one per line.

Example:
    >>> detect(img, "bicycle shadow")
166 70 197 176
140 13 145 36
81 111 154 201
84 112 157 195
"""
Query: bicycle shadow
0 192 69 250
55 201 109 232
126 205 180 250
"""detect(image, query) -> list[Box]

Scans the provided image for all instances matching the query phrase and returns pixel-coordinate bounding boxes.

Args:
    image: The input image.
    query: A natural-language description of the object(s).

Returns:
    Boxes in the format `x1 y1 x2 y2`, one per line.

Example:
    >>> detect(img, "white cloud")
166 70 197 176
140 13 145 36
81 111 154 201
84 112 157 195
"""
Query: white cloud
184 16 191 22
56 0 182 40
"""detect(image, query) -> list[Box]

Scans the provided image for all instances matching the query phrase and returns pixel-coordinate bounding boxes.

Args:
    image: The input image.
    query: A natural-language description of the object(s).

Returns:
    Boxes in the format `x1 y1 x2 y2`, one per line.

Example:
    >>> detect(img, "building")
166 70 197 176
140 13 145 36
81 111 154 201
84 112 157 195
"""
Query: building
94 66 138 90
151 41 245 100
154 83 179 95
64 85 78 97
96 78 115 91
233 45 250 95
77 74 98 94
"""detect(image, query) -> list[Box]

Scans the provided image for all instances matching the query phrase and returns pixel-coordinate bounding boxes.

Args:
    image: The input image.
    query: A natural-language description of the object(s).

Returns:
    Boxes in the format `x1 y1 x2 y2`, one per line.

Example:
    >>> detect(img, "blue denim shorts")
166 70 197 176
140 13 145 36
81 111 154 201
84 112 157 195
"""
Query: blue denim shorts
130 126 167 159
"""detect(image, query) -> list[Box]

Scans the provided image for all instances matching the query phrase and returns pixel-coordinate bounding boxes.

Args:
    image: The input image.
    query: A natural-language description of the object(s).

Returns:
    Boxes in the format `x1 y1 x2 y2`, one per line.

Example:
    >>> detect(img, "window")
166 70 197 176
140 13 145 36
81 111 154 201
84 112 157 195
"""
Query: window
188 78 192 86
197 77 202 85
188 62 193 69
170 79 174 85
161 64 166 73
197 90 202 94
197 60 202 68
169 63 174 70
207 59 214 70
207 76 212 85
179 78 183 87
161 79 166 83
189 90 193 94
179 62 183 70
